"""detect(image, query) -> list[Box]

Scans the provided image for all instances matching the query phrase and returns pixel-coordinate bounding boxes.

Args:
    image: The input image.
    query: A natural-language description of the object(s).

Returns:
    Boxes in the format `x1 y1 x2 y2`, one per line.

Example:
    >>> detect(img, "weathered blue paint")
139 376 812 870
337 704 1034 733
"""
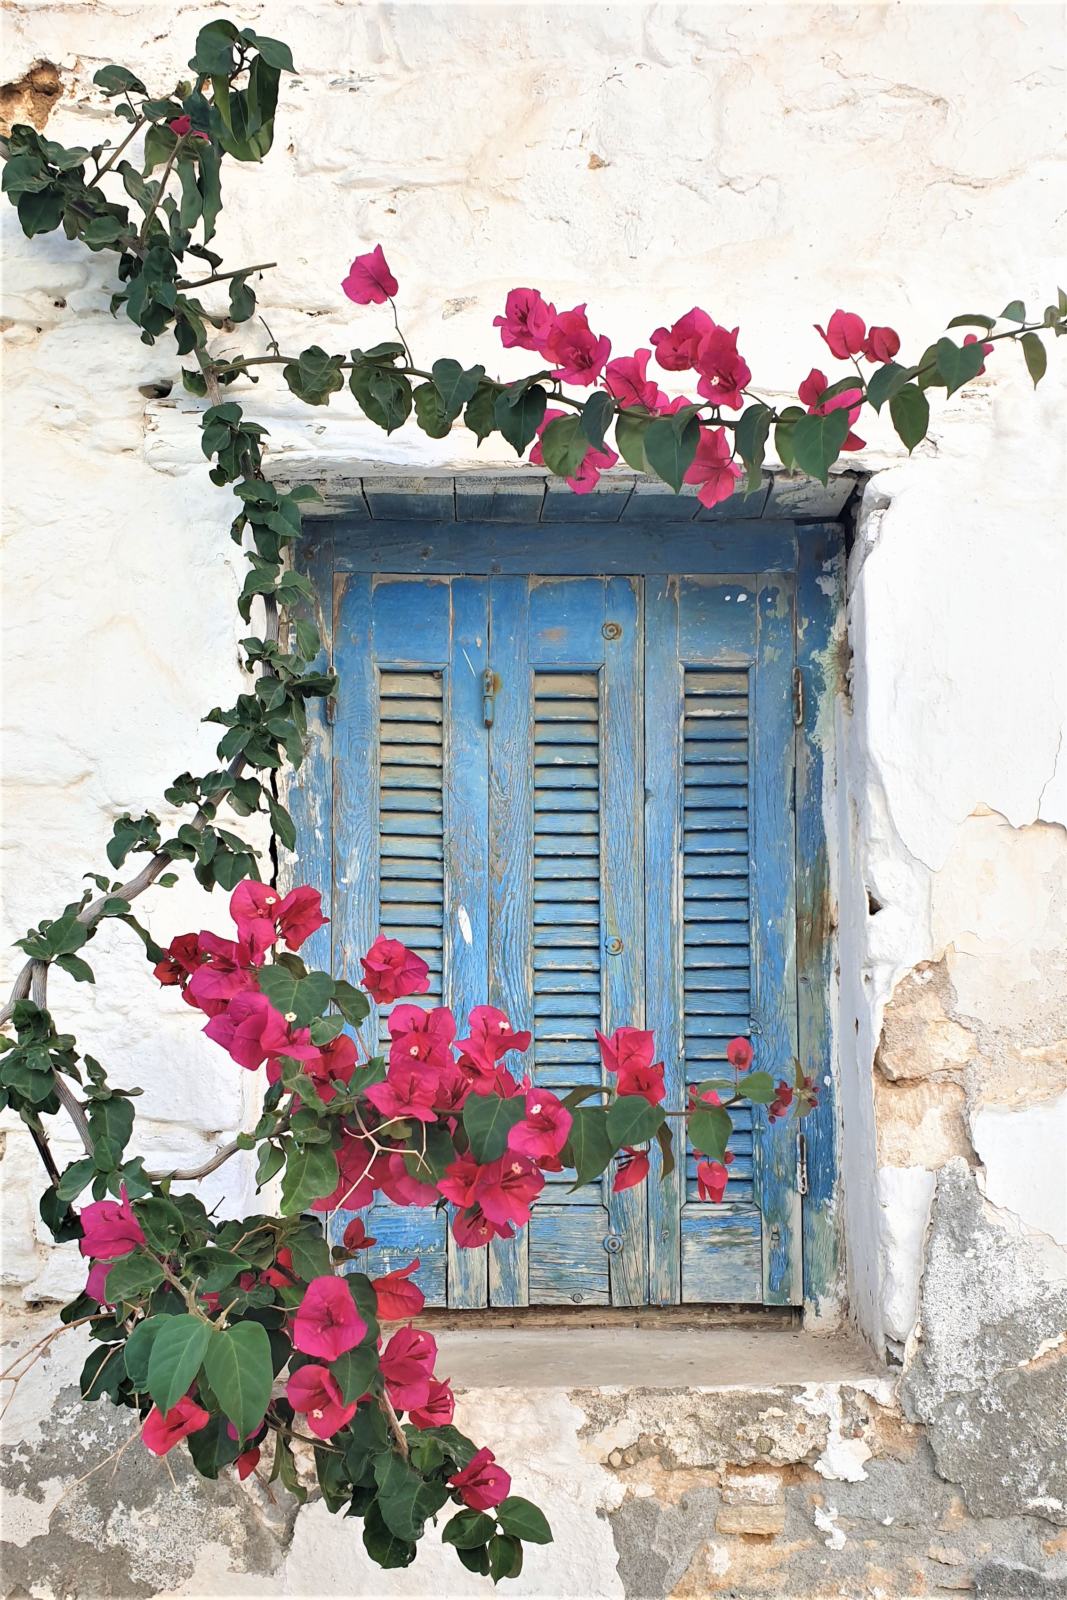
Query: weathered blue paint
796 523 846 1308
301 515 838 1309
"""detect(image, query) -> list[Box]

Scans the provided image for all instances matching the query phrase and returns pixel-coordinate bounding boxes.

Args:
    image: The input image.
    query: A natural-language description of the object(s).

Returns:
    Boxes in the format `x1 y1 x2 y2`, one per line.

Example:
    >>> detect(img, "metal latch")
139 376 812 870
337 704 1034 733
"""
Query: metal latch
797 1131 809 1196
482 669 498 728
792 667 804 728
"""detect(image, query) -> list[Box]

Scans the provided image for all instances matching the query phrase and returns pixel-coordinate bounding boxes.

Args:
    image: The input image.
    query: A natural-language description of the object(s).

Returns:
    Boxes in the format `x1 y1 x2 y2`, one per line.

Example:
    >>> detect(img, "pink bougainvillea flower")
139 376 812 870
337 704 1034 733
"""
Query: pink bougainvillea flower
507 1086 572 1160
372 1258 426 1321
432 1060 474 1114
168 115 193 136
79 1185 144 1263
141 1395 210 1456
815 309 867 361
342 1217 377 1251
475 1154 545 1229
203 990 293 1072
613 1147 651 1192
380 1325 437 1412
229 882 328 955
235 1446 261 1481
437 1152 484 1210
292 1276 367 1361
452 1203 515 1248
152 932 204 989
308 1132 376 1213
696 1155 734 1203
360 935 431 1005
768 1079 795 1123
286 1365 358 1440
185 932 258 1016
863 325 900 364
683 424 743 508
650 307 715 372
616 1061 667 1106
449 1446 512 1511
409 1377 455 1430
529 408 619 496
726 1036 754 1072
493 287 557 352
596 1027 655 1076
341 245 398 306
457 1005 532 1064
293 1031 359 1103
964 332 994 374
798 369 866 452
387 1003 457 1075
260 1244 297 1290
541 304 611 386
694 325 752 410
365 1060 441 1124
375 1151 440 1208
604 349 661 410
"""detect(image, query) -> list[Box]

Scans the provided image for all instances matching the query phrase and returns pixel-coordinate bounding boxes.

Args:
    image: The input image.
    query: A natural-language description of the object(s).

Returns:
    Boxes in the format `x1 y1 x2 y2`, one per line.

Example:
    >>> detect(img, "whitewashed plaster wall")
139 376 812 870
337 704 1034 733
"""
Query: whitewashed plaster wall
2 0 1066 1363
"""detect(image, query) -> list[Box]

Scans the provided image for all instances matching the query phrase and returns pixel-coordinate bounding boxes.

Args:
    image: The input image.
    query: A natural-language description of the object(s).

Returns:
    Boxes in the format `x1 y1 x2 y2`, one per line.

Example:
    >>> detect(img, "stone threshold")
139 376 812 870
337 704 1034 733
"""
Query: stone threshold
434 1324 883 1390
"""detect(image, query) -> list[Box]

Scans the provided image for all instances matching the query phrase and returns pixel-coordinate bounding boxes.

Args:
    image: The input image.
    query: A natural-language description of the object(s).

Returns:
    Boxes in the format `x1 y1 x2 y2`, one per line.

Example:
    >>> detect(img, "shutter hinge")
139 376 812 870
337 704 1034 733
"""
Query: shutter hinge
482 669 499 728
792 667 804 728
796 1131 809 1196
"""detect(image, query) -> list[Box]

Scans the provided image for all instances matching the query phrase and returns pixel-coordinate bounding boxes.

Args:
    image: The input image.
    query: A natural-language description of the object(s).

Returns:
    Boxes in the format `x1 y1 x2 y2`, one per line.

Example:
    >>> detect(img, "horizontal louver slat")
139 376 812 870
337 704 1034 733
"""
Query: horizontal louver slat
377 670 446 1038
532 670 603 1205
683 667 753 1204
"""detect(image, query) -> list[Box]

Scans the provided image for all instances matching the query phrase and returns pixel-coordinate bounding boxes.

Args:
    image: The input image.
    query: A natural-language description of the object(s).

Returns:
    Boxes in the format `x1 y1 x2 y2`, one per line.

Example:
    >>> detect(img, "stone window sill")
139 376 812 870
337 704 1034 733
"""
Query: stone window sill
430 1323 882 1390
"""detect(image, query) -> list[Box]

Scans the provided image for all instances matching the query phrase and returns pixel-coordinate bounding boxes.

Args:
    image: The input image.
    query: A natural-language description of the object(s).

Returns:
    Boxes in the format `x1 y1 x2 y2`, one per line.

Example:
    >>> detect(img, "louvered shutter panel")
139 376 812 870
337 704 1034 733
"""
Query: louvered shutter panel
487 576 646 1306
646 574 800 1305
330 574 490 1306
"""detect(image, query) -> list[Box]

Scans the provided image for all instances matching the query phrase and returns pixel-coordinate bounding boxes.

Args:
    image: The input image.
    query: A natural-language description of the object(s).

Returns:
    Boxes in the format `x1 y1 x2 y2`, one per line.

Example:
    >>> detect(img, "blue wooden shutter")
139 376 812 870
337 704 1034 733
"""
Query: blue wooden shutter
330 573 490 1306
487 577 646 1306
646 574 800 1304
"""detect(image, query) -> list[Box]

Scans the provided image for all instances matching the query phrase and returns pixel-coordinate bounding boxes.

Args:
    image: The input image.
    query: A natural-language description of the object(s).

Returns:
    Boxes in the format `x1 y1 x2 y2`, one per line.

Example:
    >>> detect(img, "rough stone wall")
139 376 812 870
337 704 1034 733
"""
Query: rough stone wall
2 2 1066 1595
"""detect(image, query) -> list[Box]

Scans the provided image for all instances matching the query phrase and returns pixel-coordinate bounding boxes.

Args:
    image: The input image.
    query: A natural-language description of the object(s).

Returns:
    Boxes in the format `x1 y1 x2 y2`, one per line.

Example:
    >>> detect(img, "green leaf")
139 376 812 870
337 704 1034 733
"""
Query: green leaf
332 979 370 1027
282 346 345 406
187 1412 243 1479
267 794 296 851
562 1106 614 1187
147 1314 212 1412
735 403 772 494
946 313 995 332
363 1500 417 1569
654 1120 675 1180
489 1533 524 1583
239 29 296 71
456 1544 492 1576
934 336 986 397
257 964 334 1027
735 1071 776 1106
1021 331 1047 388
348 363 412 434
773 405 804 471
888 383 930 453
123 1314 166 1389
80 1345 125 1402
55 953 94 985
201 1320 272 1438
190 18 239 74
494 385 547 455
614 411 649 473
580 391 616 451
497 1494 553 1544
1001 299 1026 323
442 1508 497 1549
464 383 499 444
255 1142 285 1188
865 361 911 414
412 381 452 439
374 1449 451 1540
280 1142 338 1214
605 1094 664 1150
539 414 588 480
431 358 485 421
103 1252 165 1304
688 1103 732 1163
93 64 148 96
463 1093 526 1163
790 409 849 485
643 412 700 493
330 1343 379 1405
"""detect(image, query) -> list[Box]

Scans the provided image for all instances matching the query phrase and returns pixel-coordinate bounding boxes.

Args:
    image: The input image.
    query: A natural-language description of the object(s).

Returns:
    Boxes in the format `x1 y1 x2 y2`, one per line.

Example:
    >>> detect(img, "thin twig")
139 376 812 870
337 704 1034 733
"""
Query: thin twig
378 1391 410 1460
178 261 277 290
92 116 146 183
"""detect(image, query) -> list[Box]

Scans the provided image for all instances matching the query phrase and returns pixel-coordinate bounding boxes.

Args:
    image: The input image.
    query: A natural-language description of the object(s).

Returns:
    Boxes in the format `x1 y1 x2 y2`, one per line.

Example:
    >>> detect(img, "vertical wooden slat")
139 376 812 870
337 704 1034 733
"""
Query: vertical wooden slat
446 580 491 1306
796 525 845 1307
752 572 801 1304
600 576 648 1305
487 578 534 1305
645 578 683 1304
288 531 335 975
